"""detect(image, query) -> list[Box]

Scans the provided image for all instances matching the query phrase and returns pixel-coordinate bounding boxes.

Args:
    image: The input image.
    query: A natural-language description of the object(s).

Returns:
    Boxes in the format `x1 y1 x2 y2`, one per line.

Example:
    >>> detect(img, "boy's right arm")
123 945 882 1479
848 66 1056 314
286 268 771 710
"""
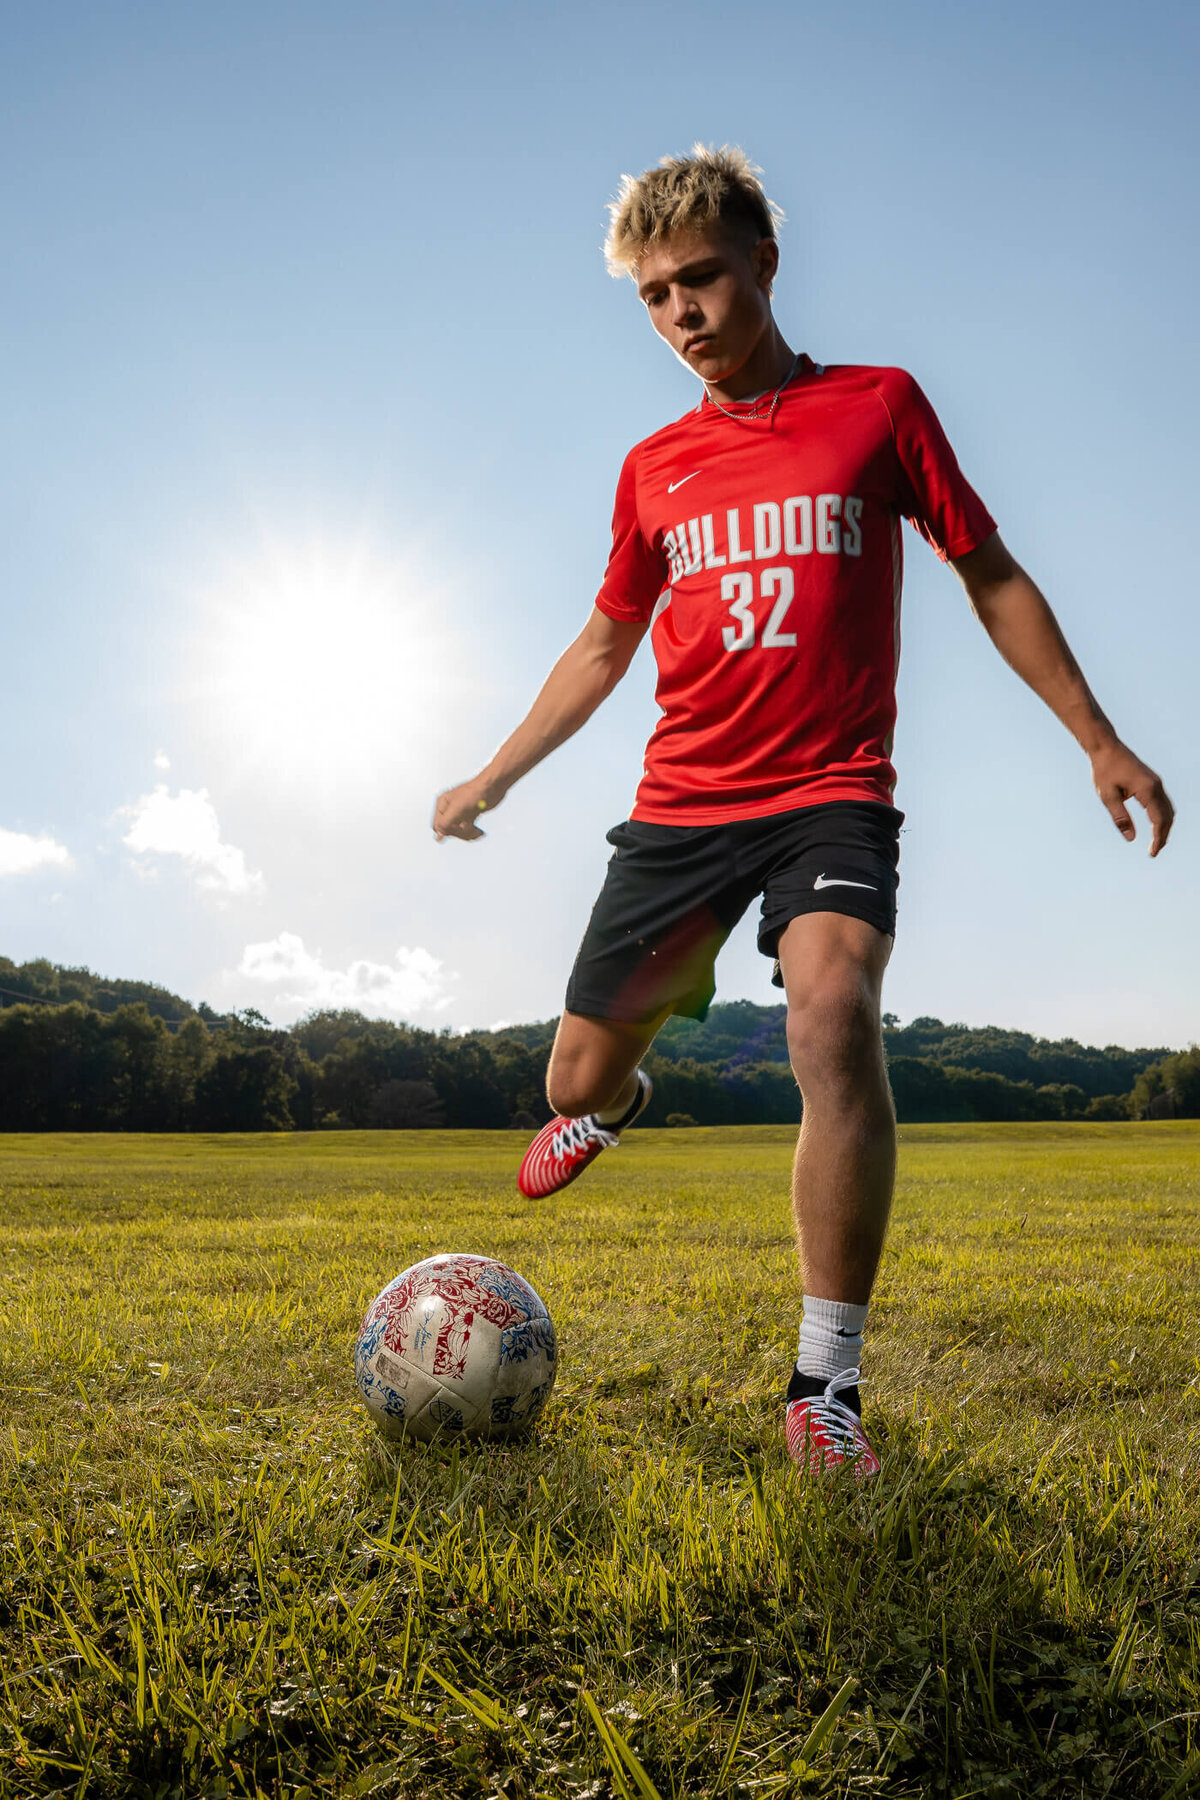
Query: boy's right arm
432 607 648 841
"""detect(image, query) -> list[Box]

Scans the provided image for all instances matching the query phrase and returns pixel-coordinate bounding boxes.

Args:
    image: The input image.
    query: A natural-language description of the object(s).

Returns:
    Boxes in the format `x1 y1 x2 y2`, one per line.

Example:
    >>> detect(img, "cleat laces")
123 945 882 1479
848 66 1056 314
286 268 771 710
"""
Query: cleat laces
549 1114 620 1159
800 1366 866 1455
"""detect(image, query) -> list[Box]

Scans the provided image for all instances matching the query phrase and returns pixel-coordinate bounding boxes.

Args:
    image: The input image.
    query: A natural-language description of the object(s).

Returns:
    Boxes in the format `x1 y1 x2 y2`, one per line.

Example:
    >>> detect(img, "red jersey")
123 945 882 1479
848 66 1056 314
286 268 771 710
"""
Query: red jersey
594 357 996 823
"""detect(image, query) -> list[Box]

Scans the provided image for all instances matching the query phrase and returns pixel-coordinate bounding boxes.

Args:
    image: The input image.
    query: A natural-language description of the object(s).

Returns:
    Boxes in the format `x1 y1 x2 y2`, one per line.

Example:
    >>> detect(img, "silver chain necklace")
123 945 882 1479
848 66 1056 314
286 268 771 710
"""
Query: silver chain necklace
704 353 800 427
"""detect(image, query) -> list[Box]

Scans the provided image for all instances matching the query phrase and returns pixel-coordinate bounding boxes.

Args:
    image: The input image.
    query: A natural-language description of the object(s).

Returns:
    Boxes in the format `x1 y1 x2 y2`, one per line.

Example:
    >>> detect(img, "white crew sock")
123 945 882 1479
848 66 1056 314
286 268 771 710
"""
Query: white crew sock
796 1294 869 1381
594 1069 647 1129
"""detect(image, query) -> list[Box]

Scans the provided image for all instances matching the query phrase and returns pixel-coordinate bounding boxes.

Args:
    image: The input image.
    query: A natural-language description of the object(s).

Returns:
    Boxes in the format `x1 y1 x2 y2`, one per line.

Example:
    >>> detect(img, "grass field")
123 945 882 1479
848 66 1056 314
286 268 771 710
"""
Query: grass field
2 1124 1199 1799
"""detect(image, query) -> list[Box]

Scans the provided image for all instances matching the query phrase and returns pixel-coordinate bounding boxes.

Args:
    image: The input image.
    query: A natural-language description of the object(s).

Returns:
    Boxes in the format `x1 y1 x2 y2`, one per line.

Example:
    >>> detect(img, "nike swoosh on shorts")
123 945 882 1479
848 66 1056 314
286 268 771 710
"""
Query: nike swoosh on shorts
813 874 876 891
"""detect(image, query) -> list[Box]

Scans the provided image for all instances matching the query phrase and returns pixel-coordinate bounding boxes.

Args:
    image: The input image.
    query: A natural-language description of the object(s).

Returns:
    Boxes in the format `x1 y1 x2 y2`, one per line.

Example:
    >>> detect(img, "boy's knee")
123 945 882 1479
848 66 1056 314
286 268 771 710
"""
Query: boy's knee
786 976 880 1087
546 1069 601 1119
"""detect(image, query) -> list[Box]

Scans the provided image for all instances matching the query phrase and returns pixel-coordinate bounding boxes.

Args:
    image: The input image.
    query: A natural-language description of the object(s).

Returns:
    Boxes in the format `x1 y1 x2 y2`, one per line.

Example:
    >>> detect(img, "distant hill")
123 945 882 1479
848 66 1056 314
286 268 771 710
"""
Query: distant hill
0 955 224 1024
0 958 1172 1093
480 1001 1170 1102
879 1015 1169 1102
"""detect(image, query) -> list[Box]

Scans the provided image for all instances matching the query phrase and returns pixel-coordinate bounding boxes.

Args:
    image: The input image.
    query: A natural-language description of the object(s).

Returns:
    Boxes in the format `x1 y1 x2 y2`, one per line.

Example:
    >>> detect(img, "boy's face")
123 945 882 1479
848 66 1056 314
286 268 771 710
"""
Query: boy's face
637 225 779 385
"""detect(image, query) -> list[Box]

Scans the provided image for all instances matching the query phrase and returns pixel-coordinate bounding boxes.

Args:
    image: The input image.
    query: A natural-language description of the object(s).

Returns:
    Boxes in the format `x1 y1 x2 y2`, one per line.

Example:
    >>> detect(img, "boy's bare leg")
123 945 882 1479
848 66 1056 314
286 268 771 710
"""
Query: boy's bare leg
545 1007 668 1120
775 912 895 1305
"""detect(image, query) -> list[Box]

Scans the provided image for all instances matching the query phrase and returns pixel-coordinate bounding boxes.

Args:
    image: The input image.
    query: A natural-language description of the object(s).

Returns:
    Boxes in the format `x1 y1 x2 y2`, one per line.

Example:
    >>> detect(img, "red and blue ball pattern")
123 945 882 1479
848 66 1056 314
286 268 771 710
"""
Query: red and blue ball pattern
355 1252 557 1442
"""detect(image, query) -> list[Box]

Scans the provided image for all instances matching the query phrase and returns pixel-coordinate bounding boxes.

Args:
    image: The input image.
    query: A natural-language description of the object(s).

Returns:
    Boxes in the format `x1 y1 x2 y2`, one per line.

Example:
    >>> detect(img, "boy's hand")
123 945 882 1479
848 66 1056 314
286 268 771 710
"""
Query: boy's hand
433 777 500 842
1090 741 1174 856
430 610 645 846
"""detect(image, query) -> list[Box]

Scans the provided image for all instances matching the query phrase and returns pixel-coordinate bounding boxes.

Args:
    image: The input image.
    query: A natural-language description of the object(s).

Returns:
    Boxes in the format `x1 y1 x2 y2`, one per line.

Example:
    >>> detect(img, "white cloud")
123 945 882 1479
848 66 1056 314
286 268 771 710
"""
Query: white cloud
238 932 455 1020
0 827 73 877
122 785 263 896
153 749 171 771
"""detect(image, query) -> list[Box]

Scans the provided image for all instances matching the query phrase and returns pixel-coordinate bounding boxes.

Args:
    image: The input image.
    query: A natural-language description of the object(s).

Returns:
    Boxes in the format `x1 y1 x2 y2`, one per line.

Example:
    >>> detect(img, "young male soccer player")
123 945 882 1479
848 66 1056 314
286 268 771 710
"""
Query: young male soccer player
433 146 1174 1478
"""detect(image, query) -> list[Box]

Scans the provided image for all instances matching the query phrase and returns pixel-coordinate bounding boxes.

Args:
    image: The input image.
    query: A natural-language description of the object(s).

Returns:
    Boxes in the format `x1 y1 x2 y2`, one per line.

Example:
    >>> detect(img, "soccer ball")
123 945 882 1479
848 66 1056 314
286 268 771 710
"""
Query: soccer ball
354 1252 557 1442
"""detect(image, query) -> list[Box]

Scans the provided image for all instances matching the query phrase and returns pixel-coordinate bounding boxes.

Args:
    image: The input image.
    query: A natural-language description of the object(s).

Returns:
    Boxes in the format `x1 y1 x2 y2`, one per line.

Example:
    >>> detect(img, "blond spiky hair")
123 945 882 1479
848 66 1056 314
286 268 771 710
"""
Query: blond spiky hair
604 143 783 279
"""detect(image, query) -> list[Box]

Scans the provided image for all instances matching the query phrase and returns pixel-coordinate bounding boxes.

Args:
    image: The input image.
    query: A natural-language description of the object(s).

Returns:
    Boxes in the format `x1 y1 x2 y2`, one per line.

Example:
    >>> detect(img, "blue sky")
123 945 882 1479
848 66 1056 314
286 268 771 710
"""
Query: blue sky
2 0 1196 1045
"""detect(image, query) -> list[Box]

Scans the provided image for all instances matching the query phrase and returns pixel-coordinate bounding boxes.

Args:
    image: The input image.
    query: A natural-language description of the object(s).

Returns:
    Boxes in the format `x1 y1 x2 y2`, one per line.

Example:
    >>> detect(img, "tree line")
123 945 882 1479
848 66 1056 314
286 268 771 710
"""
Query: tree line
0 956 1191 1132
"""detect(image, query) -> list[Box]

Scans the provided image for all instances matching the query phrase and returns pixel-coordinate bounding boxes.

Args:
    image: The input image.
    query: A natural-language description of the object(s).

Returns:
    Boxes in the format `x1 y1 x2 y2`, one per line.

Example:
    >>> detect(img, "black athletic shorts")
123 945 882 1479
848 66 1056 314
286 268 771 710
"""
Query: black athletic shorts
564 800 903 1025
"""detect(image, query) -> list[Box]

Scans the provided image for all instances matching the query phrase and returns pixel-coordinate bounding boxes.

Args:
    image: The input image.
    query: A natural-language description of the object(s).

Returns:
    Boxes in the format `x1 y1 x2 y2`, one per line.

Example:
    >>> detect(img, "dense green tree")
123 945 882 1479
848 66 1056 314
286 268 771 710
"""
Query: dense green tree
653 1000 790 1067
289 1009 378 1060
192 1046 296 1131
1130 1046 1200 1118
162 1015 216 1126
1084 1092 1130 1120
105 1005 173 1129
488 1036 553 1125
366 1079 445 1128
0 954 1188 1130
1034 1082 1089 1120
1169 1050 1200 1115
887 1058 1063 1123
642 1055 802 1126
882 1016 1166 1100
314 1022 437 1125
0 1003 110 1128
430 1034 510 1130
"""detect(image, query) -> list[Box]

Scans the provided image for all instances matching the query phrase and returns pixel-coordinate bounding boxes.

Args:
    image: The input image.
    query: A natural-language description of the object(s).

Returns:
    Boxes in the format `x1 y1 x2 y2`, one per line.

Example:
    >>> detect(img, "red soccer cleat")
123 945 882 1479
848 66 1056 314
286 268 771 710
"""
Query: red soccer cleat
785 1367 881 1480
518 1071 652 1199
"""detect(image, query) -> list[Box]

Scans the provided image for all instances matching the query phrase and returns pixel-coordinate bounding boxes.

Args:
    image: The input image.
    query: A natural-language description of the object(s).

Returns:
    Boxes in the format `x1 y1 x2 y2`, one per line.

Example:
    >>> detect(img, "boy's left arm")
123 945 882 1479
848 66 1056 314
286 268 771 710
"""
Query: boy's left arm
952 531 1175 856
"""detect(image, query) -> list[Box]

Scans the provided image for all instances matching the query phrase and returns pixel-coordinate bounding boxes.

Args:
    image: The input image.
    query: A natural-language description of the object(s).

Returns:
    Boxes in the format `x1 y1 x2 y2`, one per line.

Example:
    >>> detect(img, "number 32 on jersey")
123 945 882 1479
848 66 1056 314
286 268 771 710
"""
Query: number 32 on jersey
721 566 797 652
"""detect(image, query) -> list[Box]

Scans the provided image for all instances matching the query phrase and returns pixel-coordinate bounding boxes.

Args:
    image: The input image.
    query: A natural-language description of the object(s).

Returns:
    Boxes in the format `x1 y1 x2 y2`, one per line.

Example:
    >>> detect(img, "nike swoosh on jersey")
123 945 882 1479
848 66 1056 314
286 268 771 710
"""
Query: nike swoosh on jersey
813 873 876 891
667 472 701 493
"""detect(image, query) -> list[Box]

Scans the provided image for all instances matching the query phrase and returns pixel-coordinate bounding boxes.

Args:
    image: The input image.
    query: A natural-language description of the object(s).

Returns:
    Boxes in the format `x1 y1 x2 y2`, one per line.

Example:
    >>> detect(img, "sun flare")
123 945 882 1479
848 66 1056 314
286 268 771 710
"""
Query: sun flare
195 535 469 797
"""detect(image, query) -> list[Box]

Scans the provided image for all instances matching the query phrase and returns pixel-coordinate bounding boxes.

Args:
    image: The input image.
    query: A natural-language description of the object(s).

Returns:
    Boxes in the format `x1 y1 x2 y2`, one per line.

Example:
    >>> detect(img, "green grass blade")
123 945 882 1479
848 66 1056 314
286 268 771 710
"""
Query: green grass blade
715 1650 757 1791
581 1688 664 1800
796 1674 858 1765
424 1665 520 1736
